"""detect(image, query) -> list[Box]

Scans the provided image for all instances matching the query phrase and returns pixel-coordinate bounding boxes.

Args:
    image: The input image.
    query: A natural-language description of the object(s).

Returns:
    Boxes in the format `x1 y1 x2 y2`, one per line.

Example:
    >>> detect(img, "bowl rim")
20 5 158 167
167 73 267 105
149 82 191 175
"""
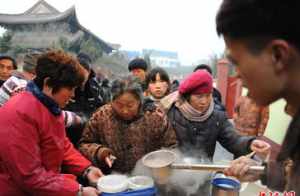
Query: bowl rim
97 174 128 193
142 149 176 168
127 175 154 190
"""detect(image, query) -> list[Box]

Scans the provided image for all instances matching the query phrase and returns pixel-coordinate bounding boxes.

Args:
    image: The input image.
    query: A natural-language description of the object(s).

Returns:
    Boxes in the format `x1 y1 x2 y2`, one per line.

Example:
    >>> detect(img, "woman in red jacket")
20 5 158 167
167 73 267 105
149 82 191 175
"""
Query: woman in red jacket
0 50 102 196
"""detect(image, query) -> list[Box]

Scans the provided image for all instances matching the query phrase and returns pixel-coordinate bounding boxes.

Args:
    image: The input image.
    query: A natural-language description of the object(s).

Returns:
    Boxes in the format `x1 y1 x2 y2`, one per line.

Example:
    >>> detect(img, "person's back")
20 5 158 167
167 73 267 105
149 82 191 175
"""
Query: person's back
233 96 269 136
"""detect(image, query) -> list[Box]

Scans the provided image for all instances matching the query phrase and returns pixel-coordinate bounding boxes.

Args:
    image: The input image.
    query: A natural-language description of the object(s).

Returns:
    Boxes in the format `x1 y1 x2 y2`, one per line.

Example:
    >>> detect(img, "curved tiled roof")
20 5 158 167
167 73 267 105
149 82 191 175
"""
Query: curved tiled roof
0 7 75 25
0 0 115 53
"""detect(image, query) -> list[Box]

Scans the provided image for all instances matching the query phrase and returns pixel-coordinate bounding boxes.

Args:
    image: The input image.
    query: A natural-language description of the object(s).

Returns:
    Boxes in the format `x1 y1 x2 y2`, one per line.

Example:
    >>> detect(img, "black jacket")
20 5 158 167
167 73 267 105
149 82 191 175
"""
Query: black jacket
64 73 111 147
168 105 254 159
0 80 5 87
65 73 110 120
213 88 226 112
261 109 300 193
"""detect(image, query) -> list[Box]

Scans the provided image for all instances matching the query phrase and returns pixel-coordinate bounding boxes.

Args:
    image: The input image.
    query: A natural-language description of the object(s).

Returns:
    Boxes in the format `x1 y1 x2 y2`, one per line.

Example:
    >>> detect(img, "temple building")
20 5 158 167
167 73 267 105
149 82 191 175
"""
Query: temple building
0 0 114 59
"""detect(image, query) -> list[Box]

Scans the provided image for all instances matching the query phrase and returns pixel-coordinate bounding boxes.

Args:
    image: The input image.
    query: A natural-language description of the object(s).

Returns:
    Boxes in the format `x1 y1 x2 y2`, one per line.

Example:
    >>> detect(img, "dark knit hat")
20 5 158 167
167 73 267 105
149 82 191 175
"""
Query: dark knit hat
128 58 148 71
77 52 92 71
179 70 213 95
0 55 17 69
193 64 212 74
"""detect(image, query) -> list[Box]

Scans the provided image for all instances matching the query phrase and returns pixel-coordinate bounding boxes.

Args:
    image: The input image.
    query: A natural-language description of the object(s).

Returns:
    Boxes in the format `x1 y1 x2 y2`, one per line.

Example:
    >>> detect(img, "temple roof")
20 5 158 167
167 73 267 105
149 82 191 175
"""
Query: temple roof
0 6 75 25
24 0 60 15
0 0 115 52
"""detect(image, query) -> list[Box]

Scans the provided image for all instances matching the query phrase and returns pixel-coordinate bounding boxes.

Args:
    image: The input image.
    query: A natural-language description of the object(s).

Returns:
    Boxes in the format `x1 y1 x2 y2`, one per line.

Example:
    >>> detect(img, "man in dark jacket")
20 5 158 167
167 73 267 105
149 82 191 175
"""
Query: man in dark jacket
65 53 110 119
65 53 110 146
217 0 300 193
128 58 148 91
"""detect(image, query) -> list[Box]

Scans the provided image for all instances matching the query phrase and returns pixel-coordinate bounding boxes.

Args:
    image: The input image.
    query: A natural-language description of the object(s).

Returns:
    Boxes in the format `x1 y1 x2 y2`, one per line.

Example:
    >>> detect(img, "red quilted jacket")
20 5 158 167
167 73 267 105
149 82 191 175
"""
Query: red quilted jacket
0 91 91 196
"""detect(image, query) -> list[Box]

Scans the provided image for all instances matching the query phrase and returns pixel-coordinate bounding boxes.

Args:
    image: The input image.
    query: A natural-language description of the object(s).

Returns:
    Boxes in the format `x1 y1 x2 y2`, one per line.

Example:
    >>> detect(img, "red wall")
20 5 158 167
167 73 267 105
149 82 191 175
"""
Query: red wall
217 59 242 118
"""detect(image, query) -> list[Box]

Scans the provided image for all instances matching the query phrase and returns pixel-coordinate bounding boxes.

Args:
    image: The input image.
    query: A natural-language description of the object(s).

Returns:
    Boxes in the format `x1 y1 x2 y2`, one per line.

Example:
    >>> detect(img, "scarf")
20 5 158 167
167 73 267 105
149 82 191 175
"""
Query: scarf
160 90 214 121
149 95 162 103
176 98 214 122
26 81 61 116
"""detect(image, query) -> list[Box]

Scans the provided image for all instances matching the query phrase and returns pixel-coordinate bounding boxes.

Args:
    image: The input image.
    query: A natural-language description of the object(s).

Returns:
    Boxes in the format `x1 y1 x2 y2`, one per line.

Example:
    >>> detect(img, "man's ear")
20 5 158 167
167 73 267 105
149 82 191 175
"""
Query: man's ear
270 40 292 73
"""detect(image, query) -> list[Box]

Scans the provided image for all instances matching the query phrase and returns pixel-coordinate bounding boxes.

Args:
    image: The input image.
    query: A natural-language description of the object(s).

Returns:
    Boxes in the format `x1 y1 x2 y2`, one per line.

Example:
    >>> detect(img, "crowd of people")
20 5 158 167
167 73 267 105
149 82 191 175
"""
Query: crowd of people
0 50 271 196
0 0 299 195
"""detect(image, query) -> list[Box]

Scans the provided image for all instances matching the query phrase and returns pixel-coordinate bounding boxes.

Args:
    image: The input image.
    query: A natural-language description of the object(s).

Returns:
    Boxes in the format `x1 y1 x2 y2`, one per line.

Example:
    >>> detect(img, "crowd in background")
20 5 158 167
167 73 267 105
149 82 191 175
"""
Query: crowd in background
0 50 272 196
1 0 300 195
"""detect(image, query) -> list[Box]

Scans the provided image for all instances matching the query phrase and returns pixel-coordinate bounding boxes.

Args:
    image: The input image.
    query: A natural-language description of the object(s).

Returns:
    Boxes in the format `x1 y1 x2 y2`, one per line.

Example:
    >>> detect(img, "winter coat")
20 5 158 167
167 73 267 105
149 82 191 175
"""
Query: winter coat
65 72 111 147
213 88 226 112
261 109 300 193
65 72 110 120
0 79 5 87
213 88 223 104
167 104 255 159
0 90 91 196
79 103 177 174
233 96 269 136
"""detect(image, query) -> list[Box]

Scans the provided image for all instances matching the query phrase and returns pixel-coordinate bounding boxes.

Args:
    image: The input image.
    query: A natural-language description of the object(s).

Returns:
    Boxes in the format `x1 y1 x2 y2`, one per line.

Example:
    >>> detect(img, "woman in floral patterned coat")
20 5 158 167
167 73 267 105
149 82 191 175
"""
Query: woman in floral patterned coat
79 76 177 174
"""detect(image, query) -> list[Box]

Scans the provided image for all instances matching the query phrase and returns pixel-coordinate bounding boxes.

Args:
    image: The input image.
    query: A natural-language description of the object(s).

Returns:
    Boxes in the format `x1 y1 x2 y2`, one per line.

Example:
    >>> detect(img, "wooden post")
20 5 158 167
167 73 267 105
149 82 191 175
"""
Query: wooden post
216 59 230 105
216 59 242 118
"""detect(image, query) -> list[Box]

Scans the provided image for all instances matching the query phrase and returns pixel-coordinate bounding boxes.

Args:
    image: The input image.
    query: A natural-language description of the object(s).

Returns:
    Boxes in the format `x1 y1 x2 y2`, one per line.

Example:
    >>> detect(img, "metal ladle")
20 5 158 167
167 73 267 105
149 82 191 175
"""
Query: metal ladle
142 150 265 184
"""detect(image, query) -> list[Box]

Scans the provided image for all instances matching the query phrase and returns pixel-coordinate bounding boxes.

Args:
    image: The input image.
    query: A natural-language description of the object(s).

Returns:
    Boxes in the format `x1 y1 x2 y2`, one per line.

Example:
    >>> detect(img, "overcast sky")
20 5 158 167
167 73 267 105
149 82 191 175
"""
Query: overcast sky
0 0 225 65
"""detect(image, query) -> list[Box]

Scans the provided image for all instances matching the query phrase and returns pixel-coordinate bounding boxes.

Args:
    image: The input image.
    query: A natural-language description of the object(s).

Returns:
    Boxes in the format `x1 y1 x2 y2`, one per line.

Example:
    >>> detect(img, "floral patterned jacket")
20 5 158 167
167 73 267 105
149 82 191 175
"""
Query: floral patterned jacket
79 103 177 173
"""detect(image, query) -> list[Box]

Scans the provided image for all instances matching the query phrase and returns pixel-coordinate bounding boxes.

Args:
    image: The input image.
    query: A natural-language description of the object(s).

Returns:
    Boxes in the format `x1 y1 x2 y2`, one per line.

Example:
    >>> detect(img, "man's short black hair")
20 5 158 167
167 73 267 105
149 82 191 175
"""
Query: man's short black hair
128 58 148 71
0 56 17 69
193 64 212 74
145 67 170 88
216 0 300 51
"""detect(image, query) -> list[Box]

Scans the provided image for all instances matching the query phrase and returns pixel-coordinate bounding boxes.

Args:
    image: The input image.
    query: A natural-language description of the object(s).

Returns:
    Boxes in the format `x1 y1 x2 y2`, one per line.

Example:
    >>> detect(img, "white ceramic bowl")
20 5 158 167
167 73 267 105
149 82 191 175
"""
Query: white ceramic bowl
97 175 128 193
127 176 154 190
